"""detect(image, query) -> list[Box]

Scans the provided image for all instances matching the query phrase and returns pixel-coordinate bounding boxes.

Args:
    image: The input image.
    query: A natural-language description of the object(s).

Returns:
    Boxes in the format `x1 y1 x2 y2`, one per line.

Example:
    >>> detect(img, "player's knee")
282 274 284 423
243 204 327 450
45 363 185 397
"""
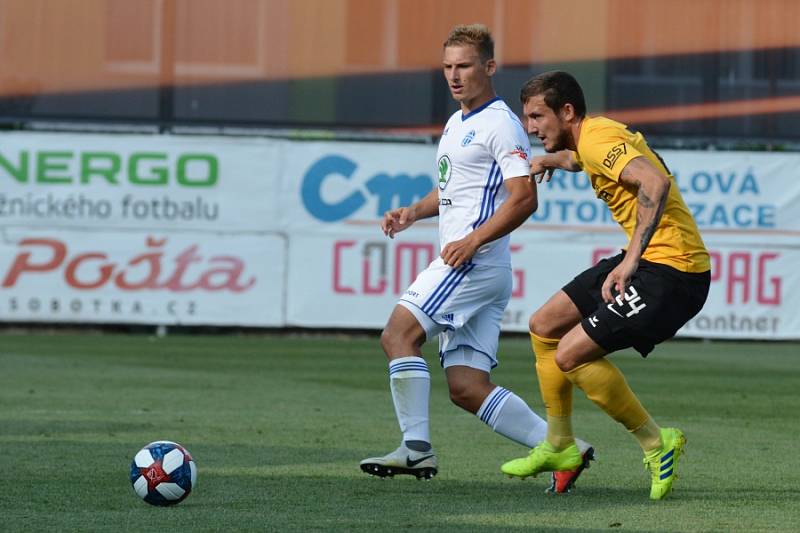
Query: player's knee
554 350 578 373
529 310 557 338
380 326 423 358
447 380 474 410
379 328 399 357
528 312 537 334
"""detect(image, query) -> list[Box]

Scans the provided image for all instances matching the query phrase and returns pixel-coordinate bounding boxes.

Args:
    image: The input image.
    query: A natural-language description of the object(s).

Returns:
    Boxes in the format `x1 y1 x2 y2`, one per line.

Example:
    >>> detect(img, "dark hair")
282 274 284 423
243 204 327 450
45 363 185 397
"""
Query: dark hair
443 24 494 62
520 71 586 117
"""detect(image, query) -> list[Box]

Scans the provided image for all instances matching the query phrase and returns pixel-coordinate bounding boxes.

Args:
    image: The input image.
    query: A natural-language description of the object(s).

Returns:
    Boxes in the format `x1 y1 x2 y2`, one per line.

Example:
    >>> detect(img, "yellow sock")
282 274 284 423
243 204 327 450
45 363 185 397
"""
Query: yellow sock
564 358 651 436
546 415 575 450
632 417 663 453
531 333 574 449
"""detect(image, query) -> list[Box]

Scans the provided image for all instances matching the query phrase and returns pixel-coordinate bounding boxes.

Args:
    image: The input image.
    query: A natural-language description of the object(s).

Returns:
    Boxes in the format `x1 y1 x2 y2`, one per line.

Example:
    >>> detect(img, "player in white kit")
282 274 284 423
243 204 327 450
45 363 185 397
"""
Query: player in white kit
360 24 593 491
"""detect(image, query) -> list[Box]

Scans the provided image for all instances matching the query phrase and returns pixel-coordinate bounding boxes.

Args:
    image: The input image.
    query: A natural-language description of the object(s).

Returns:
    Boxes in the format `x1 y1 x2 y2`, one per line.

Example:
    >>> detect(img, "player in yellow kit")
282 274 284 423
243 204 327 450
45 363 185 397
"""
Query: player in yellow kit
501 71 710 500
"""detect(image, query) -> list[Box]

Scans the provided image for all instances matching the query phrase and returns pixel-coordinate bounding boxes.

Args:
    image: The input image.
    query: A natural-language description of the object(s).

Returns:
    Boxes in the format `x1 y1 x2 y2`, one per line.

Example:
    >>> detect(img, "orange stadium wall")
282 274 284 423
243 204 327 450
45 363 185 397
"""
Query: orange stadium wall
0 0 799 135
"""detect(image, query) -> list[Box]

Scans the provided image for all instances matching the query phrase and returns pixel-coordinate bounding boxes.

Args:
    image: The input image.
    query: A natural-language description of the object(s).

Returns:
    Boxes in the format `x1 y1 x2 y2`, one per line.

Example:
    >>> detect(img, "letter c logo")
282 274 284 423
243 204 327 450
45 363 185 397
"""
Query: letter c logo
301 155 366 222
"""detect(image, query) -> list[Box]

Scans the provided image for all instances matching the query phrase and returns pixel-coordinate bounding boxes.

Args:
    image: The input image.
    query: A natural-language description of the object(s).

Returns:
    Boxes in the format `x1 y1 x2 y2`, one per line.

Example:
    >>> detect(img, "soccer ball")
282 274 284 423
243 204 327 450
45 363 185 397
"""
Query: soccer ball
130 441 197 506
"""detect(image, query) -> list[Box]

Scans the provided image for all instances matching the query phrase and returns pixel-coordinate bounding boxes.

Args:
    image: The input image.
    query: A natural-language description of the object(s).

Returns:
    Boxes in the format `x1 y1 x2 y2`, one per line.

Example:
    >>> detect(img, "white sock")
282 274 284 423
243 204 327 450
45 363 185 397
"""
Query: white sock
477 386 548 447
575 438 592 454
389 356 431 445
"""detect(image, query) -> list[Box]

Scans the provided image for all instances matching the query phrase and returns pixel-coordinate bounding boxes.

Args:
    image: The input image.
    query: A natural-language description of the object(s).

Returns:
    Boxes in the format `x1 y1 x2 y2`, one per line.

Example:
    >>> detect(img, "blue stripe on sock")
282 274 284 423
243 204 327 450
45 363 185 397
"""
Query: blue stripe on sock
389 362 429 375
389 361 427 368
480 388 511 424
389 365 429 374
479 391 501 423
482 388 511 424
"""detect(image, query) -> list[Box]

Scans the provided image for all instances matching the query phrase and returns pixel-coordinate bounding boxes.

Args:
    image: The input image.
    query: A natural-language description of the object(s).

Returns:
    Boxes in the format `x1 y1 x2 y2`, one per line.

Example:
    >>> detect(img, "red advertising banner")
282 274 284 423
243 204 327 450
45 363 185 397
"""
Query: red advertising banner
0 229 285 326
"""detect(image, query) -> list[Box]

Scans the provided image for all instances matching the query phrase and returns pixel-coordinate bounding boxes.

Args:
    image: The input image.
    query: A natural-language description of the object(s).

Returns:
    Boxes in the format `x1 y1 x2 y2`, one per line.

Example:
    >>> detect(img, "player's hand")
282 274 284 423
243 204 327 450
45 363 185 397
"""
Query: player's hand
440 235 480 268
529 156 555 183
381 207 416 238
601 258 639 303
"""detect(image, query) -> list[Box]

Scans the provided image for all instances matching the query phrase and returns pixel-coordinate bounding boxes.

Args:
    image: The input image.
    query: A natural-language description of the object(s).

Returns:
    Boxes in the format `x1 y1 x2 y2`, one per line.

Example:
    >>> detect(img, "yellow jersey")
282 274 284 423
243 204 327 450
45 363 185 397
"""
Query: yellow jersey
574 116 710 273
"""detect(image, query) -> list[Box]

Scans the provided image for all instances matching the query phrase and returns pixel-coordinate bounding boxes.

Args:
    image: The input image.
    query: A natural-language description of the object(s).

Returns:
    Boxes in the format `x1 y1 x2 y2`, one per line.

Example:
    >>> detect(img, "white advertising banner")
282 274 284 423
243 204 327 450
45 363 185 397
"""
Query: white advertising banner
0 131 285 232
279 140 435 233
1 131 799 338
284 229 604 331
285 228 438 328
528 150 800 237
281 143 800 339
284 226 800 340
0 228 285 326
279 145 800 237
681 244 798 339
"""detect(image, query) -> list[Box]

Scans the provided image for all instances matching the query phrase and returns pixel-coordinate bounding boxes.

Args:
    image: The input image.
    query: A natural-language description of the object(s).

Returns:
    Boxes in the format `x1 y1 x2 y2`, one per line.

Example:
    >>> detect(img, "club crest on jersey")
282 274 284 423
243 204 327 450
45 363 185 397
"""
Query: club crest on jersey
438 155 452 190
461 129 476 147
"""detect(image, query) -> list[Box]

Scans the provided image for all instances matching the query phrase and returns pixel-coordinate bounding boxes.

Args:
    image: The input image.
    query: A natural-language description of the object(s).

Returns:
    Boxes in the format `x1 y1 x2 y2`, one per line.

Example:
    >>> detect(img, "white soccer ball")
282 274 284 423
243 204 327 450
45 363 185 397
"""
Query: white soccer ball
129 441 197 506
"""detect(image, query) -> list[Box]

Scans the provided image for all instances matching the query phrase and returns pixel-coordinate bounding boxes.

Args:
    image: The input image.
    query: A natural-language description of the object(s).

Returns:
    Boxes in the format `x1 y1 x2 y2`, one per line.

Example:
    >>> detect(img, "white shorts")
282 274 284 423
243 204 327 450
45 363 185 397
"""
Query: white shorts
398 257 512 370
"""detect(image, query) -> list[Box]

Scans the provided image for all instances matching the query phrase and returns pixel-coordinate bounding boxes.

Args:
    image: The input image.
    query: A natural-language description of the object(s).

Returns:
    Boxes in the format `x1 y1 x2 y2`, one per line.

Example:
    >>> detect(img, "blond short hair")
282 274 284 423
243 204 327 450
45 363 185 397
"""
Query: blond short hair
443 24 494 62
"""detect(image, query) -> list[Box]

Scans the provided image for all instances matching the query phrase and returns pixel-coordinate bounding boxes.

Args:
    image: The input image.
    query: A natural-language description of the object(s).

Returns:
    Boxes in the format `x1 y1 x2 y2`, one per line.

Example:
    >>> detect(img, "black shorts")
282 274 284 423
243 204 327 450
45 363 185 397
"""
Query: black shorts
563 252 710 357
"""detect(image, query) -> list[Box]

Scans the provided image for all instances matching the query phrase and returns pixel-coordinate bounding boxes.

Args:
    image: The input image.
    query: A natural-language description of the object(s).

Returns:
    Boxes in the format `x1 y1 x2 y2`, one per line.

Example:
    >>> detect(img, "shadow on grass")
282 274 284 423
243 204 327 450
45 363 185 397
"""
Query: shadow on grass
191 471 659 531
4 439 795 532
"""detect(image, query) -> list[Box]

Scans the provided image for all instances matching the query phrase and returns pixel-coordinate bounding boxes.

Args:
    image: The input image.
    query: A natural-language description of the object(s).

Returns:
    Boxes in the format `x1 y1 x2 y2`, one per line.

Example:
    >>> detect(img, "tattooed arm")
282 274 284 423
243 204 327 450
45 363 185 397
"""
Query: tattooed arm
619 156 671 259
600 156 670 302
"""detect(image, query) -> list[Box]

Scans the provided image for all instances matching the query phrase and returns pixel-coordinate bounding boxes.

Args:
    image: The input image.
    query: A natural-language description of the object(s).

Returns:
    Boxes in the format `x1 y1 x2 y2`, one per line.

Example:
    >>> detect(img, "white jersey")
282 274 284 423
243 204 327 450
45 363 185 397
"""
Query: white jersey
436 97 531 267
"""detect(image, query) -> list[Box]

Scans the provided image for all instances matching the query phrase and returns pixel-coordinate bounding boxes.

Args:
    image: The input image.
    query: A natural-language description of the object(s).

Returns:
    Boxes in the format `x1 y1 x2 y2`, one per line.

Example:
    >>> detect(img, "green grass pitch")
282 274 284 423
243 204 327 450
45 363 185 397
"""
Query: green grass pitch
1 333 798 532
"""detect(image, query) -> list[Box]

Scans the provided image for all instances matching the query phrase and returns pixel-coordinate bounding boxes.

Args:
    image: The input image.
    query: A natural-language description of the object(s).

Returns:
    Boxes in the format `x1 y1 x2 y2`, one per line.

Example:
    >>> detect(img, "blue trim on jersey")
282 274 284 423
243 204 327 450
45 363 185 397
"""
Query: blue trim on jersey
487 166 504 218
422 263 475 316
472 162 502 229
472 161 497 229
461 96 501 121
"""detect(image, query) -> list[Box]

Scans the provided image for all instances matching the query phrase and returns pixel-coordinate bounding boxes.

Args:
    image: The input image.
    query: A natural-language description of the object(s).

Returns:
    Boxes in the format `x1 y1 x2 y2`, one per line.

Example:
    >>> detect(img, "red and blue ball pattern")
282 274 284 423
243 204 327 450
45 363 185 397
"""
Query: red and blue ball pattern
130 441 197 506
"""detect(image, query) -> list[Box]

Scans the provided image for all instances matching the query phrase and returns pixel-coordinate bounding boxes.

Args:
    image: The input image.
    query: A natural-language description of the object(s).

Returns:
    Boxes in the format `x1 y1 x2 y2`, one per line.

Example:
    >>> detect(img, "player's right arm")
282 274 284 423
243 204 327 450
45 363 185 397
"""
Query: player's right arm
380 187 440 239
600 156 670 302
529 150 580 182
